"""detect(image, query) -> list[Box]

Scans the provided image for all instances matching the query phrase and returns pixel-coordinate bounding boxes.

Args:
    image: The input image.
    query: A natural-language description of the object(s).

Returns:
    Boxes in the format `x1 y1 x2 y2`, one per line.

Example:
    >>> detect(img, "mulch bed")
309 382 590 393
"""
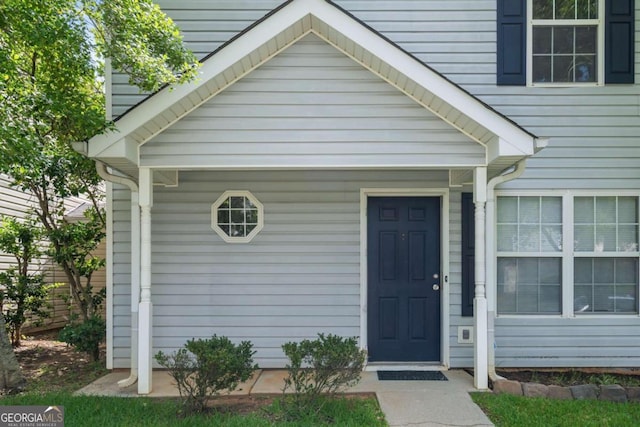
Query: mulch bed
495 368 640 387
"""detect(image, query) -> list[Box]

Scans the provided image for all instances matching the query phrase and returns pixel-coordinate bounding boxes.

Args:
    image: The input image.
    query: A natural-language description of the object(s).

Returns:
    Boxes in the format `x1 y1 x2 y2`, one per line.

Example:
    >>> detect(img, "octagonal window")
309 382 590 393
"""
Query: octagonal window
211 191 263 243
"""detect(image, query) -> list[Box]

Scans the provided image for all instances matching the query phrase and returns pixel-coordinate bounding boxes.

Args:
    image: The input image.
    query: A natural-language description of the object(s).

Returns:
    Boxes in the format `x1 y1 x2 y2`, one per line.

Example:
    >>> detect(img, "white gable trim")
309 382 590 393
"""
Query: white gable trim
89 0 540 171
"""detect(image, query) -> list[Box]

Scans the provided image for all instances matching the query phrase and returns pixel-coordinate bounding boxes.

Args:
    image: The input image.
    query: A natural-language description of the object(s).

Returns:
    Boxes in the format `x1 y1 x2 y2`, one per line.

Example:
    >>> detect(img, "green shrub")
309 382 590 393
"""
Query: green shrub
0 216 53 346
281 333 366 418
155 335 258 414
0 269 54 346
58 315 105 361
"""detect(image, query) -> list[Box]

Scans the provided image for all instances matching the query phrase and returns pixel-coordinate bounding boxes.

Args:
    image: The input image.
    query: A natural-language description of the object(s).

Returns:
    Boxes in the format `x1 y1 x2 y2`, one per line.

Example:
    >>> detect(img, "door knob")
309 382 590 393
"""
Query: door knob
432 284 440 291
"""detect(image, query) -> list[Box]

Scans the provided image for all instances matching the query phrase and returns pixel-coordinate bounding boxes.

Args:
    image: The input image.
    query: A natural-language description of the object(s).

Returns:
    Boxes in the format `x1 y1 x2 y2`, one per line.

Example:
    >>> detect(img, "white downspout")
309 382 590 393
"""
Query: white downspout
95 161 140 388
486 160 527 382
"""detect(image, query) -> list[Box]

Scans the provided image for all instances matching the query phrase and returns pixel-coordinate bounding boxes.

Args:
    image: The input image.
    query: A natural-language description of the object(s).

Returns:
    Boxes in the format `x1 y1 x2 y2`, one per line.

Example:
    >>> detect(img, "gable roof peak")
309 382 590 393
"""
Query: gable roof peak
88 0 540 178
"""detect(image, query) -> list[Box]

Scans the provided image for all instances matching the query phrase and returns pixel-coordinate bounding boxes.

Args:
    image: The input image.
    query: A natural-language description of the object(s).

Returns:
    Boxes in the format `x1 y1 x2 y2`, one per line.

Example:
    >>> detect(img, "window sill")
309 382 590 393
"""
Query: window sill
496 314 640 319
528 82 603 88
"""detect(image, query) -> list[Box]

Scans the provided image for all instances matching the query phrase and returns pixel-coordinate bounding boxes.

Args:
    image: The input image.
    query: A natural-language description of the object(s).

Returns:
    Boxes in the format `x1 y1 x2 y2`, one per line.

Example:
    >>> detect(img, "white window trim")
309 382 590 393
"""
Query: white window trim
495 190 640 318
211 190 264 243
496 194 564 315
526 0 605 87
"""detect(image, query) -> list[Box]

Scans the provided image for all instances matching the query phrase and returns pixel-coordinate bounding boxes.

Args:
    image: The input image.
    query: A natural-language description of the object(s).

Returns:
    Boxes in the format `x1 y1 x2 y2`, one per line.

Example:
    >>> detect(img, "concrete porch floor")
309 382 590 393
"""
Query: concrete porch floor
76 369 494 426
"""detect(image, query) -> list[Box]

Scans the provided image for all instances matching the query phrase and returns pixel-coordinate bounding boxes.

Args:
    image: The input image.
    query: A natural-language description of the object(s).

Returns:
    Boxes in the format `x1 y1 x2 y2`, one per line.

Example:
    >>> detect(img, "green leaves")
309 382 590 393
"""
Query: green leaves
0 0 106 206
0 0 198 329
0 0 104 143
87 0 199 92
281 334 367 418
48 216 106 276
0 216 50 346
58 315 106 361
155 335 258 414
0 0 199 187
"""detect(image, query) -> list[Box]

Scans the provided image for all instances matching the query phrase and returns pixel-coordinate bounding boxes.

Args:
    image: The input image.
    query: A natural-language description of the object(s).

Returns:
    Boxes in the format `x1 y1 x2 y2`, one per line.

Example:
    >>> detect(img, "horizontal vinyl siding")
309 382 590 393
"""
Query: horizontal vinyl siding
0 174 52 278
22 283 72 333
483 87 640 190
111 1 496 116
0 174 36 274
111 169 458 368
495 317 640 368
140 35 483 169
337 0 496 86
0 174 37 219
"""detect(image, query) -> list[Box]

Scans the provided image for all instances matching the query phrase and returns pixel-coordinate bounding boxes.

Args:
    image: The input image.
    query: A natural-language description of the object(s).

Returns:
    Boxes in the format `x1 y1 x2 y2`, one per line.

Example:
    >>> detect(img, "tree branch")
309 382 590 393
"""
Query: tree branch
30 51 37 78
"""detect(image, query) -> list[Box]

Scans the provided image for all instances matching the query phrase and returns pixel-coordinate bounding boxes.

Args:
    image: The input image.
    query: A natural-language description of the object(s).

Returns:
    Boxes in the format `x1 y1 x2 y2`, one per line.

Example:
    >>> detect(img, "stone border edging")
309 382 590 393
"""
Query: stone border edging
493 379 640 403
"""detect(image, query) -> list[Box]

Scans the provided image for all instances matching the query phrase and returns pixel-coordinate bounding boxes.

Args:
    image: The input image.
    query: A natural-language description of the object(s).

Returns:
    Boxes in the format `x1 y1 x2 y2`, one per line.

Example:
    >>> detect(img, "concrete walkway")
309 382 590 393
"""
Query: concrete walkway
77 369 493 427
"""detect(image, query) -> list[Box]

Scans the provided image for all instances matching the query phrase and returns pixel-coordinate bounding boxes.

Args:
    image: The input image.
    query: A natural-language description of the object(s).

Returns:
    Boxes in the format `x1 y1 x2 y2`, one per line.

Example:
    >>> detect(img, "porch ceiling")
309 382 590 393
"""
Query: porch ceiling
87 0 542 182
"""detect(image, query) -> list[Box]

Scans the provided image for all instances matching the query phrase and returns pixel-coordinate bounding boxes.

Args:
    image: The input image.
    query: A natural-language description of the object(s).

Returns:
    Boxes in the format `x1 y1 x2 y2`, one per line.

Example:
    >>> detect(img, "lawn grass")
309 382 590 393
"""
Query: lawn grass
0 392 386 427
472 392 640 427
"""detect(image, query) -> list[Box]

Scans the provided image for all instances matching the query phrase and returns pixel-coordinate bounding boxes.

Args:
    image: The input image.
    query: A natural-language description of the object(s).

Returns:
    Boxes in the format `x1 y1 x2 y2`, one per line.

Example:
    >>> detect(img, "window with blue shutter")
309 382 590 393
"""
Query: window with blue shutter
606 0 635 83
497 0 634 86
497 0 527 85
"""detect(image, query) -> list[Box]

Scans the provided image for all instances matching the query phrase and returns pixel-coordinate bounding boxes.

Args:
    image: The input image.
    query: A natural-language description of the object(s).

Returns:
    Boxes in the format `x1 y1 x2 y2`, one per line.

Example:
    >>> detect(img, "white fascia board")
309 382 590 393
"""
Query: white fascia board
486 136 534 164
139 162 484 170
311 1 535 154
535 137 550 152
89 131 122 158
92 136 138 165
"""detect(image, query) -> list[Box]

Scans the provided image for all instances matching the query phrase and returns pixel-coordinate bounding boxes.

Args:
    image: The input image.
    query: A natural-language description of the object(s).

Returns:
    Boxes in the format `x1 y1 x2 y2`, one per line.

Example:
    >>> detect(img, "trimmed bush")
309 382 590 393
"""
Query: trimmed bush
155 335 257 413
281 333 366 418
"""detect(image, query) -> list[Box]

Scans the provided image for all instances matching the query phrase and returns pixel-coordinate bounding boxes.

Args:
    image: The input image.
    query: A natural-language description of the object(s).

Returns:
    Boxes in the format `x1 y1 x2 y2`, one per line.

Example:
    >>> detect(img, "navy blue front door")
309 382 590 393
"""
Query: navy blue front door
367 197 441 362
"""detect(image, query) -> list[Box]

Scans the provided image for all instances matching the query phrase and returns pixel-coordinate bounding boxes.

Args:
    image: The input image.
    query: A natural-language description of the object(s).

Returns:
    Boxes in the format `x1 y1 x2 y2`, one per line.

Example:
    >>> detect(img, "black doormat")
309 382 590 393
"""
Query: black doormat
377 370 448 381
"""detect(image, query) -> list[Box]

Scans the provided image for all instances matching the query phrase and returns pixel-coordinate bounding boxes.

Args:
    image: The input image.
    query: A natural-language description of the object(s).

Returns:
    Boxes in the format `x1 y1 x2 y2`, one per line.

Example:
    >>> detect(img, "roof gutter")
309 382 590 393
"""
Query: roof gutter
95 161 140 388
485 159 527 382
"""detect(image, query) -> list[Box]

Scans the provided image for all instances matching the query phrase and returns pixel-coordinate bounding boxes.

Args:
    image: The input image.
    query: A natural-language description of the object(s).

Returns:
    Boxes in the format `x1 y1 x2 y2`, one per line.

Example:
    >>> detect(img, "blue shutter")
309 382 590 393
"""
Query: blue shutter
497 0 526 85
461 193 474 317
605 0 635 84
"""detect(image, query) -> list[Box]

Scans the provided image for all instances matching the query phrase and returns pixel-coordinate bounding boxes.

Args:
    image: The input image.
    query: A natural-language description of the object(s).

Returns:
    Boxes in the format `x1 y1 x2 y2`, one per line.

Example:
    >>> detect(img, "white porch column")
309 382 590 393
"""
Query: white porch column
138 168 153 395
473 167 488 390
